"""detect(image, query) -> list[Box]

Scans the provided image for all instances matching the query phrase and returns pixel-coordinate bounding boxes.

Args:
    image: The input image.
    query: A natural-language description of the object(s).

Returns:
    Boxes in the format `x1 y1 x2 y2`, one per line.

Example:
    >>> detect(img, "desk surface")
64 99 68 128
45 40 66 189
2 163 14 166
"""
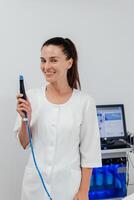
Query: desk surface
101 147 133 159
102 147 133 154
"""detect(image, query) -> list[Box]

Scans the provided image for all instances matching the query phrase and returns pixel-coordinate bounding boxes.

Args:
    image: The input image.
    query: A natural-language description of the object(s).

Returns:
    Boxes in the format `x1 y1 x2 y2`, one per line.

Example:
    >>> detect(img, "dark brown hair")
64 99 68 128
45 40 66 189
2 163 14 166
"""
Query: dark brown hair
41 37 81 90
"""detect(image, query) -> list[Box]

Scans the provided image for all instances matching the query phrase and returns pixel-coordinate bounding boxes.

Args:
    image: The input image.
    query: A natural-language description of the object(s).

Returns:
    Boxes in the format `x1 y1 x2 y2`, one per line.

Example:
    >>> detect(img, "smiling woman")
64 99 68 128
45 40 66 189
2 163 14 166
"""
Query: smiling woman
40 45 70 83
14 37 102 200
40 37 80 91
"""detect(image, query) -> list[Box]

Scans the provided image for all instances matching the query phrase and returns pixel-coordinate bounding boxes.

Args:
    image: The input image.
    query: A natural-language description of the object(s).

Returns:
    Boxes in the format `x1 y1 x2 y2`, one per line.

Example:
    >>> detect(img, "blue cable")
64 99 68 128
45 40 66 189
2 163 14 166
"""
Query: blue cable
24 118 53 200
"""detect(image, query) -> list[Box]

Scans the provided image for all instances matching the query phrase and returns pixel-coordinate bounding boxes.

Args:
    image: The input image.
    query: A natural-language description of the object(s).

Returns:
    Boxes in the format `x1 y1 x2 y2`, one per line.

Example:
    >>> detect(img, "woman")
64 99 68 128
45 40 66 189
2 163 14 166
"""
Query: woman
14 37 102 200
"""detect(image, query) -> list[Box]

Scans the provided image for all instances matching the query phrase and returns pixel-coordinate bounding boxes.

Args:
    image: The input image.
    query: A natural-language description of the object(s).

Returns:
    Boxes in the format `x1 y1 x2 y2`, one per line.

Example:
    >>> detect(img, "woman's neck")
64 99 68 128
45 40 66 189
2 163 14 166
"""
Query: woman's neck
46 82 72 95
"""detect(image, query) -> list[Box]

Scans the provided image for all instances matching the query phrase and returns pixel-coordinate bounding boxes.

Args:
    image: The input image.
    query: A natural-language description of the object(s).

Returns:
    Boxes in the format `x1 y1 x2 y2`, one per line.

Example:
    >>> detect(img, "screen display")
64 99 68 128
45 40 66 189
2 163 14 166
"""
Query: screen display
97 106 125 138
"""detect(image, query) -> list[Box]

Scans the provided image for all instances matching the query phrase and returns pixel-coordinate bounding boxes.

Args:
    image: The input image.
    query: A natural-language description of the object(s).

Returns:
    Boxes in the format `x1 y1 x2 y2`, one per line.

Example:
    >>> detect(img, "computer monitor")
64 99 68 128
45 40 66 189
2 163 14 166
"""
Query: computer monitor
96 104 127 141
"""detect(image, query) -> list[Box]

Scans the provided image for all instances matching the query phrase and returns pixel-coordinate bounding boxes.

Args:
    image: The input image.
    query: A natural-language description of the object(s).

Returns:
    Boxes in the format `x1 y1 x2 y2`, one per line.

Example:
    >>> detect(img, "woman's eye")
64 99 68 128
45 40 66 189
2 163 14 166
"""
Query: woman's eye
41 59 46 63
51 59 57 63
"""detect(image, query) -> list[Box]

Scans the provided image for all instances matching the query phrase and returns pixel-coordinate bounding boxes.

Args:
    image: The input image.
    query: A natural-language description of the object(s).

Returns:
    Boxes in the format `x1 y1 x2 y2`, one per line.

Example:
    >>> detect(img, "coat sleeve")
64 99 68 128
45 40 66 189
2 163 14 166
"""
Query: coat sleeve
13 110 31 150
79 95 102 168
13 113 22 140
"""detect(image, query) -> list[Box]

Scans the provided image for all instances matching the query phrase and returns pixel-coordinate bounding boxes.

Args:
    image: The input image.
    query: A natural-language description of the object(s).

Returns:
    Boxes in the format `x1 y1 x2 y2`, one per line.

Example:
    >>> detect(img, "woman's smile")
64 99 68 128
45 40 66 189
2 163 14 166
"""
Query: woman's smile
45 71 56 76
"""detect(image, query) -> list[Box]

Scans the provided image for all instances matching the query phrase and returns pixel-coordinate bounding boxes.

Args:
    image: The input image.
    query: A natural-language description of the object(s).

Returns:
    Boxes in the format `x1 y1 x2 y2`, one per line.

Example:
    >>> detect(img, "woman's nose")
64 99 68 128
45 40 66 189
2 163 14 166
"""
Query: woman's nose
42 61 50 71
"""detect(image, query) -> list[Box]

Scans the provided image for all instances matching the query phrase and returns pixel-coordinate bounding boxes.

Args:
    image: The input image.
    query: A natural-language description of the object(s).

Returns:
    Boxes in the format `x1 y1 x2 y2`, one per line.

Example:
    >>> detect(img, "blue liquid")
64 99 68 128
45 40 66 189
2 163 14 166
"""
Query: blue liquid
89 164 127 199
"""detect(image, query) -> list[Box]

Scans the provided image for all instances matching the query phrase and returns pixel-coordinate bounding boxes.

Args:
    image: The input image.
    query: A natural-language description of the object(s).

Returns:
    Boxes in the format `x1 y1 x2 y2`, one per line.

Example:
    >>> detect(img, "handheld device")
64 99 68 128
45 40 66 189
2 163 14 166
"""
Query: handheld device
19 75 53 200
19 75 27 118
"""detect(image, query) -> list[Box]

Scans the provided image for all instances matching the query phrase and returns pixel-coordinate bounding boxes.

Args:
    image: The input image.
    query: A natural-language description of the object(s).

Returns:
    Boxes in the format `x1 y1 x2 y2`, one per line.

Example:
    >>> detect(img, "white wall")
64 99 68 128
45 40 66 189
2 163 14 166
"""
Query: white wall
0 0 134 199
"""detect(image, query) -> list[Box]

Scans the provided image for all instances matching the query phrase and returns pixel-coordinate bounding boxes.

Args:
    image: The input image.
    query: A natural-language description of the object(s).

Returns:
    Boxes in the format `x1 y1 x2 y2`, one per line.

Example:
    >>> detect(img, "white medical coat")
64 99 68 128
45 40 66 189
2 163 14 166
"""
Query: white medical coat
14 86 102 200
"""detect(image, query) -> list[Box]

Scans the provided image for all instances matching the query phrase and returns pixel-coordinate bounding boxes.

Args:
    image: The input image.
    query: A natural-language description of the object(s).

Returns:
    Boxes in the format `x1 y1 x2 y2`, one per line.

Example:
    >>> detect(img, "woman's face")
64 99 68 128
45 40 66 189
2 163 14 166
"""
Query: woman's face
40 45 72 84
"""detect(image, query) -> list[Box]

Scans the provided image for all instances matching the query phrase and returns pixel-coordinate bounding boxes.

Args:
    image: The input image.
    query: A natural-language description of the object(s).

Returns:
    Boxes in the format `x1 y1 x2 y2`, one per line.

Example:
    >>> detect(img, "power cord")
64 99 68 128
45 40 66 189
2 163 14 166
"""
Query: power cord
127 152 134 186
23 117 53 200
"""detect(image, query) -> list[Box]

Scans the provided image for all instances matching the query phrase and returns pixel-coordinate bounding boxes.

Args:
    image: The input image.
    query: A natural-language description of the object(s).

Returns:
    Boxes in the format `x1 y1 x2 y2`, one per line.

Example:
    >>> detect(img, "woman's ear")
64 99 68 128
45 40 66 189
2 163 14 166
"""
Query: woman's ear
68 58 73 69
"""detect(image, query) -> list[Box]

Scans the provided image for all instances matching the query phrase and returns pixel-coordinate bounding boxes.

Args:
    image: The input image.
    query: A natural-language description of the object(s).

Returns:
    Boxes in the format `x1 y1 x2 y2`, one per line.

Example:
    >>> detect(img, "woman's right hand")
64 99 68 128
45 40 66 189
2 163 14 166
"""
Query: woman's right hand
16 93 32 123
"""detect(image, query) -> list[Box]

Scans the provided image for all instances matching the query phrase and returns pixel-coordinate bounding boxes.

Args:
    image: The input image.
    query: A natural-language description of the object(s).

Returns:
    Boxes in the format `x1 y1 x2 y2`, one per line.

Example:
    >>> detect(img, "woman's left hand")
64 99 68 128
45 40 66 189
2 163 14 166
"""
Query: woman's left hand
73 190 89 200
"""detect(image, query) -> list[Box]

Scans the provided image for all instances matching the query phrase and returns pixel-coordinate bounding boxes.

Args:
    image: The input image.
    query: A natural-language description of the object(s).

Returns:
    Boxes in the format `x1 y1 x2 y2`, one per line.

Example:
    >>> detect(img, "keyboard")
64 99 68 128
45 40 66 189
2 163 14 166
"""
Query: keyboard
101 140 131 150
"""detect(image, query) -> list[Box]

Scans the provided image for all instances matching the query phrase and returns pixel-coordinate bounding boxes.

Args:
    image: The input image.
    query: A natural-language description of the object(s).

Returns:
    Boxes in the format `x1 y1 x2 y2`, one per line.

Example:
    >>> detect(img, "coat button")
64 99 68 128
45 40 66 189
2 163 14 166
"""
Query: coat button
55 106 60 111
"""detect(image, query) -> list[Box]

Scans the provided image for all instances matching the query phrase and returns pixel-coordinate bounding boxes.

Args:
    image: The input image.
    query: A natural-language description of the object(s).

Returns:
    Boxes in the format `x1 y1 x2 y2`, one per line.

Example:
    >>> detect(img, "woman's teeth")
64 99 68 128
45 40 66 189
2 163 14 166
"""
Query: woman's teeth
45 72 55 74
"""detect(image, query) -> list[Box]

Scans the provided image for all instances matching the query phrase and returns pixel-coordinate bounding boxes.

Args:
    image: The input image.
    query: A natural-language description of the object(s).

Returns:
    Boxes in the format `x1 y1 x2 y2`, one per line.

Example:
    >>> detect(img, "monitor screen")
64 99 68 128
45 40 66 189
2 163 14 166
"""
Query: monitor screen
96 104 127 139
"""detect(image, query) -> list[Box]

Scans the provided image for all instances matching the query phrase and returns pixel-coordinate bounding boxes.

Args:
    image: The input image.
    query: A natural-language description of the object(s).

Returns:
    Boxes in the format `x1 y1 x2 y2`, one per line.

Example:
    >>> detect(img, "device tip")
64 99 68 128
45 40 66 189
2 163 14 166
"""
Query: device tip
19 75 24 80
